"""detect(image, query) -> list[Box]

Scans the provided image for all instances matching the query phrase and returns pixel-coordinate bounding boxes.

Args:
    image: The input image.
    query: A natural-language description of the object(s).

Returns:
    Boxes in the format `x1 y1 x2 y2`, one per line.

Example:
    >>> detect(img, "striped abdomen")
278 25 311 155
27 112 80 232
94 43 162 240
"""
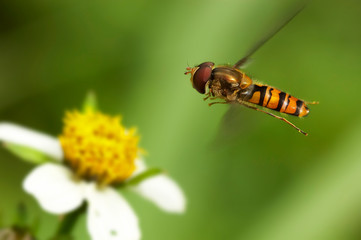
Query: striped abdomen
246 84 309 117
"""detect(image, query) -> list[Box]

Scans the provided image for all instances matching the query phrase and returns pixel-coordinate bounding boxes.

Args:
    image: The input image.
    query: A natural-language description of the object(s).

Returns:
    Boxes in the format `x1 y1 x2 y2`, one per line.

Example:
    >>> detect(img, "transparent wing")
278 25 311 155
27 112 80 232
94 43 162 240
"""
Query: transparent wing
233 4 305 69
209 104 256 148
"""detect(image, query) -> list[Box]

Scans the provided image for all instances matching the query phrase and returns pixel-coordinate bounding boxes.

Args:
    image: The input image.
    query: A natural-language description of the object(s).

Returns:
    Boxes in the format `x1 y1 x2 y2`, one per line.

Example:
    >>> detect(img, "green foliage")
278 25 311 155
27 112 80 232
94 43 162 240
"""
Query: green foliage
82 91 98 112
3 143 55 165
13 203 27 229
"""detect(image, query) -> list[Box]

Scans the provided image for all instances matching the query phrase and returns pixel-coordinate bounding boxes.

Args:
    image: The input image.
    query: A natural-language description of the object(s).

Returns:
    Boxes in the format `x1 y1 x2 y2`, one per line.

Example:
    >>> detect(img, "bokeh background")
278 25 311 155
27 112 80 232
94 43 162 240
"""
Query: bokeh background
1 0 361 239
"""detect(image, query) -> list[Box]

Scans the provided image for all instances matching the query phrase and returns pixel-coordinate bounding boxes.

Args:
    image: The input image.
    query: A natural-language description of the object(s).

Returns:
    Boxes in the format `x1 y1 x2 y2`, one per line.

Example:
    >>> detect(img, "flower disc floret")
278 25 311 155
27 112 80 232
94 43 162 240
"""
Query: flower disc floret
59 110 139 186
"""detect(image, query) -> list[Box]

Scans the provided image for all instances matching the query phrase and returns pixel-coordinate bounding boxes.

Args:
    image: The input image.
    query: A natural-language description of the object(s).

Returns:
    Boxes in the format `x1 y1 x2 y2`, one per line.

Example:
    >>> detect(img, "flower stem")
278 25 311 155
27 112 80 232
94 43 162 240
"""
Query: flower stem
51 204 86 240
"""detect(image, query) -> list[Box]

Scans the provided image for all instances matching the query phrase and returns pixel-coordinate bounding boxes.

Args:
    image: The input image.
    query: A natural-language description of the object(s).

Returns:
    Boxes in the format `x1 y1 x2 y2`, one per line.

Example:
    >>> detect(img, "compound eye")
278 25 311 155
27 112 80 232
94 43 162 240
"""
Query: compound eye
192 62 214 94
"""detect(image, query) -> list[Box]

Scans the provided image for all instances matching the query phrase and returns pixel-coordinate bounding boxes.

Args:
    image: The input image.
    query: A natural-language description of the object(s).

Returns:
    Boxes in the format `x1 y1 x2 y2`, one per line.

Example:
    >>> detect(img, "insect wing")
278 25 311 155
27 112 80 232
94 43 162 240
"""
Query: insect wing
233 5 305 69
211 104 256 146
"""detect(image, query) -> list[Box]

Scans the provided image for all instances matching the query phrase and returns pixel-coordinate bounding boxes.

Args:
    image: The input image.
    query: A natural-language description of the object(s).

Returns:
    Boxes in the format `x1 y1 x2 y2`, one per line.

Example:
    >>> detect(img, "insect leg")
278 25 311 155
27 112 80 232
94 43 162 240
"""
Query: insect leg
203 92 211 101
208 101 229 107
228 89 241 101
203 87 214 101
241 103 308 136
204 95 219 101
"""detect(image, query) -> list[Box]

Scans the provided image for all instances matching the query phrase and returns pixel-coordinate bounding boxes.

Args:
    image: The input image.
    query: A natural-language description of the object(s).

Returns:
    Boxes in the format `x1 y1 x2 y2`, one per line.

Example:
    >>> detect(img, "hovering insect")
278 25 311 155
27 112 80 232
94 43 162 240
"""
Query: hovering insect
185 7 317 136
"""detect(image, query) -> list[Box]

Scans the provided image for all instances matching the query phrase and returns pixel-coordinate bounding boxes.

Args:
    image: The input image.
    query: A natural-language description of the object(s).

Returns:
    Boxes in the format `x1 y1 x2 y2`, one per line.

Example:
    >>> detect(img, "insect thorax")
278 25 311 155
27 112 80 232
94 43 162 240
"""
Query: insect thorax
210 67 254 102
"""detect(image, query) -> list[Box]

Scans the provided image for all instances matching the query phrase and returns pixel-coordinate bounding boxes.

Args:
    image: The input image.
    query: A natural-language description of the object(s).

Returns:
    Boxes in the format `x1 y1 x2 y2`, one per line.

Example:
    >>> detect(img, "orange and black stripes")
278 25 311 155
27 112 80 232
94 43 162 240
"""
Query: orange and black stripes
246 84 309 117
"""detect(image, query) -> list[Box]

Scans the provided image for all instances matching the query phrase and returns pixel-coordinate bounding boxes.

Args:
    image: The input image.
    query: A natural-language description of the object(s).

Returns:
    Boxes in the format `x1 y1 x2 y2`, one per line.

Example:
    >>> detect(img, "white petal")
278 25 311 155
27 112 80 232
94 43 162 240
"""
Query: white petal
131 175 186 213
0 122 63 160
130 158 147 178
85 184 140 240
23 163 85 214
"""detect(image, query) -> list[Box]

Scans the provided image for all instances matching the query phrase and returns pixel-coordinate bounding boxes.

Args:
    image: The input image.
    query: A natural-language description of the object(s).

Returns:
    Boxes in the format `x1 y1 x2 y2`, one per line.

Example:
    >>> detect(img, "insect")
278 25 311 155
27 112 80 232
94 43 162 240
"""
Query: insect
185 6 317 136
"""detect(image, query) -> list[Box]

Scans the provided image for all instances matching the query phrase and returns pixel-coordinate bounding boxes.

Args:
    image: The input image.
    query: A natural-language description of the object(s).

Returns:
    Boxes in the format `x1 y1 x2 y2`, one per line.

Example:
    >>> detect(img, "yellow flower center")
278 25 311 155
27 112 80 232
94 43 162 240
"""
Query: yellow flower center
59 109 139 186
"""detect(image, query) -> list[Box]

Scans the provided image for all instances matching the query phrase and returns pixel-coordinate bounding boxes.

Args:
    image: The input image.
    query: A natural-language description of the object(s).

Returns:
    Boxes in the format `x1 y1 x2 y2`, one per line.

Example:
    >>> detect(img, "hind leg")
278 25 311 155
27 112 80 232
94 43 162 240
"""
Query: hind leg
241 103 308 136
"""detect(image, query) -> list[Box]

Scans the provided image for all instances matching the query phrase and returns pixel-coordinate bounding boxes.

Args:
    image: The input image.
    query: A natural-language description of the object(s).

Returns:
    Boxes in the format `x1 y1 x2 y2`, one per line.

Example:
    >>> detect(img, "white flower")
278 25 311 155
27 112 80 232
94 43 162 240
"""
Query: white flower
0 122 186 240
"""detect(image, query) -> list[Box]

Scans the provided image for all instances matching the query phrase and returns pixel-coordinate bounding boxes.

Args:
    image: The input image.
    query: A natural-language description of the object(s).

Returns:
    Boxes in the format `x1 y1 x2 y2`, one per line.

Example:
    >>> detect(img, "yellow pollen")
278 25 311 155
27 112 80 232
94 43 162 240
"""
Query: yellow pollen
59 109 140 186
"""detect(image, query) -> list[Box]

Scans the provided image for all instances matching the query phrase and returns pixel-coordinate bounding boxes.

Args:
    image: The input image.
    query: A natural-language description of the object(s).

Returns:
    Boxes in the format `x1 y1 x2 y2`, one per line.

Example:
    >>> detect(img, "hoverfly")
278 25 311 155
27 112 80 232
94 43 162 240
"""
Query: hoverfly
185 6 317 136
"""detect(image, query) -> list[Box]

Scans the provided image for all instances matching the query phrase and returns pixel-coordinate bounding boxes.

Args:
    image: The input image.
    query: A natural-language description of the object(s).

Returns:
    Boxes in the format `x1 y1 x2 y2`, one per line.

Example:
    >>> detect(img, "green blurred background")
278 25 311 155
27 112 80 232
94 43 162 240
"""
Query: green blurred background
1 0 361 239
